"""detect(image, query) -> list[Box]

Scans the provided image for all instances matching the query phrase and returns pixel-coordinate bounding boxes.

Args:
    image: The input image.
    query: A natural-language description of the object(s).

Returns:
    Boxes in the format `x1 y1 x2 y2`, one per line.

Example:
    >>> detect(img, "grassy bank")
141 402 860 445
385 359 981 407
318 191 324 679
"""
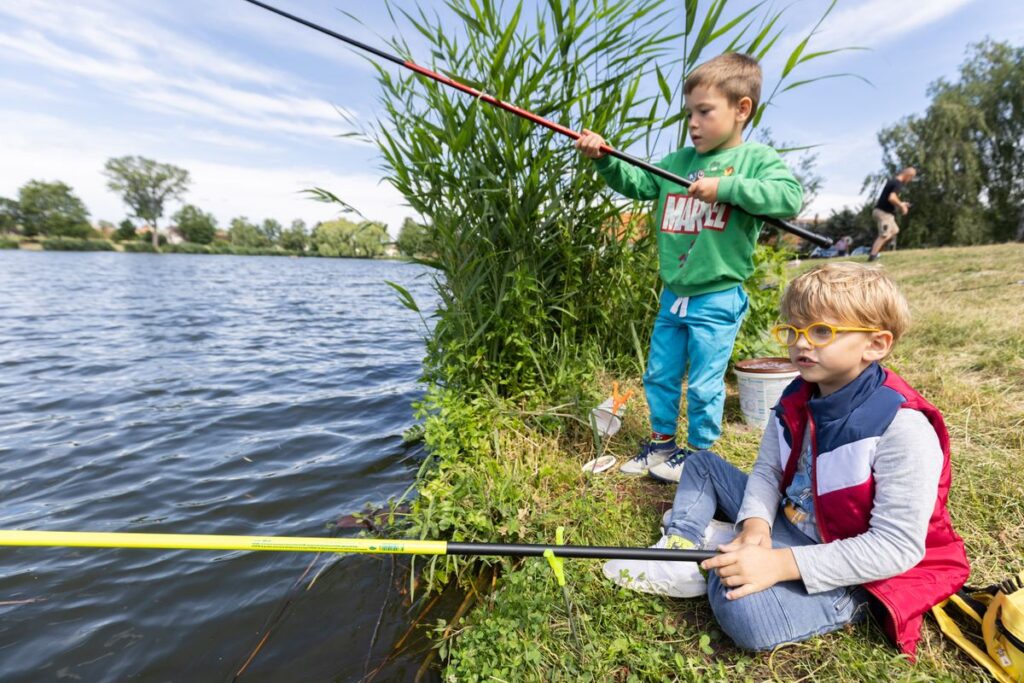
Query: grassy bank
408 243 1024 681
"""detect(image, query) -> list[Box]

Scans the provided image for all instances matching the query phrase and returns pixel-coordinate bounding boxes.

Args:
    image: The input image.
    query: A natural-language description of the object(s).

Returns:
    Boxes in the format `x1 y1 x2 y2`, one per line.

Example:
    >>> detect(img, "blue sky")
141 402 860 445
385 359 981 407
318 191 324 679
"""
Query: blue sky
2 0 1023 236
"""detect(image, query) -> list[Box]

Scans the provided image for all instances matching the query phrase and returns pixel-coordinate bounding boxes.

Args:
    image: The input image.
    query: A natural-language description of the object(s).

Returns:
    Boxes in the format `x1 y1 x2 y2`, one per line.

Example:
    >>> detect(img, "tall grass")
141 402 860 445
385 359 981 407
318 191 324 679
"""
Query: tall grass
375 0 674 399
422 244 1024 681
370 0 852 403
356 2 893 676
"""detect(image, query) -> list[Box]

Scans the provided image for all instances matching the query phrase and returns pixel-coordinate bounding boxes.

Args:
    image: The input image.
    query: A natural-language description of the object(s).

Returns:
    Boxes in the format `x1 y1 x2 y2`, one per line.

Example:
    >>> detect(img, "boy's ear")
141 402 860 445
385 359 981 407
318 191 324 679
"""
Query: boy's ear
864 330 895 362
736 96 753 123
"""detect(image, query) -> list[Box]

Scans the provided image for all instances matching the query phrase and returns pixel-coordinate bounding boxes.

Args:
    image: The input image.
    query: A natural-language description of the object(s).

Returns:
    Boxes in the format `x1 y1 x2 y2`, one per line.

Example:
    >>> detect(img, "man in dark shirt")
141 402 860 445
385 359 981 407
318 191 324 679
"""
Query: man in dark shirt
869 167 915 262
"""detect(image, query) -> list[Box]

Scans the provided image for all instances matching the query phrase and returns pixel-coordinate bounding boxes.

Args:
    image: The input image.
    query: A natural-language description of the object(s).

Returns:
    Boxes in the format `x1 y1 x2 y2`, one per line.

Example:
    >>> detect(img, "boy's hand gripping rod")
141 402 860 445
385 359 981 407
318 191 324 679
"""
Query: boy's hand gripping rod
240 0 833 248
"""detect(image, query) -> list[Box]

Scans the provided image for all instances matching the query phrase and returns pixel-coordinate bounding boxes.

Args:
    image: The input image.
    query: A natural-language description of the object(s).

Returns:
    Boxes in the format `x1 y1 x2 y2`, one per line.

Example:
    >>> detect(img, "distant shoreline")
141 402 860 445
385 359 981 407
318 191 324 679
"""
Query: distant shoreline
0 237 406 260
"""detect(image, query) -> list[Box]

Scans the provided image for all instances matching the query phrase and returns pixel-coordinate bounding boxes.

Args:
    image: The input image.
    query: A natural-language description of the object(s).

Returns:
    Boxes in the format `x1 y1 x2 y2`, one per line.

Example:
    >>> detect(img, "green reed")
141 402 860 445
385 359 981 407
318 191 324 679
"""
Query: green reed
371 0 852 402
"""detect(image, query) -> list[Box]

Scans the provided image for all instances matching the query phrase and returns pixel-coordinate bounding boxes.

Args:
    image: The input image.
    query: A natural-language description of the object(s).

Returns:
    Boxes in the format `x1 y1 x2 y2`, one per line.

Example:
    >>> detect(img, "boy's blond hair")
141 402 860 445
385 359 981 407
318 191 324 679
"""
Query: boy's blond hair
780 262 911 343
684 53 761 124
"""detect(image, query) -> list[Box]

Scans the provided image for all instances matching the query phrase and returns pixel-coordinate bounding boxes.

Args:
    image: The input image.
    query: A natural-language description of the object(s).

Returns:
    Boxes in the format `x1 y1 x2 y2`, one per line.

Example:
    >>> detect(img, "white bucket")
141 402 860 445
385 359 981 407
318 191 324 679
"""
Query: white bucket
733 357 800 428
590 397 623 438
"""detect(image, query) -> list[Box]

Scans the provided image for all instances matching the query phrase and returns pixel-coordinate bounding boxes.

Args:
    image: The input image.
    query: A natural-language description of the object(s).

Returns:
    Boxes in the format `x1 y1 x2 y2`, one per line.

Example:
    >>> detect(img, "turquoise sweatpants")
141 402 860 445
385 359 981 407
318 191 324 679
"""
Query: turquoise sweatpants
644 286 748 449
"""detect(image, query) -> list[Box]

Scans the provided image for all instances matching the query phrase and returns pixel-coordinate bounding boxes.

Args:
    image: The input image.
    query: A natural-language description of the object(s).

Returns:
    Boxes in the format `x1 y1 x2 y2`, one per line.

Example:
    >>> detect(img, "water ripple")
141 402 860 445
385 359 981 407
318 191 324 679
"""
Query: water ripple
0 251 437 681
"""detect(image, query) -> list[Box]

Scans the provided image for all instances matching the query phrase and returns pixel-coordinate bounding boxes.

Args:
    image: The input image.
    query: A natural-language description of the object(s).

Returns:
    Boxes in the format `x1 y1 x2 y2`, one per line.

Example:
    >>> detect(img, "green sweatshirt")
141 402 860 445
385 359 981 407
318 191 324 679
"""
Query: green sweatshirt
594 142 802 297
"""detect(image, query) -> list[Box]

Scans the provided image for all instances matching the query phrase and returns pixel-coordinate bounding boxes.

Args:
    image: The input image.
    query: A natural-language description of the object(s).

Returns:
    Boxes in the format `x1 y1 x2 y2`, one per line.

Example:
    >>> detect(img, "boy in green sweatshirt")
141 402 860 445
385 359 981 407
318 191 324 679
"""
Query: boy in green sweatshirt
577 52 802 482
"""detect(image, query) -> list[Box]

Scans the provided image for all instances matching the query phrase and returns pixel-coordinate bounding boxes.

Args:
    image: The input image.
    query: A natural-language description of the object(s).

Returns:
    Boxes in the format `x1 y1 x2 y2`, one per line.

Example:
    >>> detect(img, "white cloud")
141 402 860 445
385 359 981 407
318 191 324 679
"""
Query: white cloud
209 1 379 73
0 0 293 87
184 160 411 235
0 1 363 144
799 129 882 216
814 0 976 48
805 190 871 218
764 0 978 69
0 110 411 236
181 129 281 153
0 76 62 101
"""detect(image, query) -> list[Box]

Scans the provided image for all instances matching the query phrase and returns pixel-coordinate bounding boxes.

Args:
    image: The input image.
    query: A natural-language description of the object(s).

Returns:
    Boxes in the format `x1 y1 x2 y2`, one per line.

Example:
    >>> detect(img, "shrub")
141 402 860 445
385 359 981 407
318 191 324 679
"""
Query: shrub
372 1 672 401
122 241 157 253
172 205 217 244
732 244 794 362
111 219 138 242
0 237 19 249
164 241 212 254
41 237 114 251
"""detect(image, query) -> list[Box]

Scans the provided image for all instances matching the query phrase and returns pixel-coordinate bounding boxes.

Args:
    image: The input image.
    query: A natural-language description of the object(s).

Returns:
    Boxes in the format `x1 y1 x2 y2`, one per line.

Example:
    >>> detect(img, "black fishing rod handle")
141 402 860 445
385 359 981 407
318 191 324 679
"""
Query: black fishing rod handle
448 542 718 563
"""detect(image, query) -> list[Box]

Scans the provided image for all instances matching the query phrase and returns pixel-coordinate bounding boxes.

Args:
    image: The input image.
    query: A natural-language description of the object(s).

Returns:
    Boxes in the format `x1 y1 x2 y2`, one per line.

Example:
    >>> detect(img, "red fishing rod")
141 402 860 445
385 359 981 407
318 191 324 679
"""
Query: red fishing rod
241 0 833 248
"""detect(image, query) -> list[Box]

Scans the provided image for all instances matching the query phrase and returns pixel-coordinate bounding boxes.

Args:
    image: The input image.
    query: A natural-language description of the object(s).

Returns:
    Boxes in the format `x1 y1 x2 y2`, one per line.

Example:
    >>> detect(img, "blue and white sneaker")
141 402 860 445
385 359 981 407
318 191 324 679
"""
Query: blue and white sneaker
618 439 683 476
648 449 694 483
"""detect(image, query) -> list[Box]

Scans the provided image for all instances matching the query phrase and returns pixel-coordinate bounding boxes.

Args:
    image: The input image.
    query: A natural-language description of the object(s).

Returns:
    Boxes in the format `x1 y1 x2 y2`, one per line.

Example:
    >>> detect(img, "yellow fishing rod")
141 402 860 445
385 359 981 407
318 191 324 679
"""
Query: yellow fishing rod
0 529 716 562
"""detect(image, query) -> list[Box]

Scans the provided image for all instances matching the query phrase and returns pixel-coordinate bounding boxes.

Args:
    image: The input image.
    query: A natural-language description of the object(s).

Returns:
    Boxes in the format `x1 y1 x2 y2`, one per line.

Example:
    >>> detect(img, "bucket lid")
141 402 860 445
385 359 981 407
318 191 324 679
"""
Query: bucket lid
581 455 617 474
734 357 797 374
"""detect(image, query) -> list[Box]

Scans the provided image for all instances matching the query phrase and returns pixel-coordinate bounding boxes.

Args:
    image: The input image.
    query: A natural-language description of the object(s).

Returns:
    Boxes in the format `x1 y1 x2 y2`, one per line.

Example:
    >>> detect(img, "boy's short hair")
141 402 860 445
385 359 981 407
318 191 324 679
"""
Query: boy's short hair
684 53 761 123
780 262 911 344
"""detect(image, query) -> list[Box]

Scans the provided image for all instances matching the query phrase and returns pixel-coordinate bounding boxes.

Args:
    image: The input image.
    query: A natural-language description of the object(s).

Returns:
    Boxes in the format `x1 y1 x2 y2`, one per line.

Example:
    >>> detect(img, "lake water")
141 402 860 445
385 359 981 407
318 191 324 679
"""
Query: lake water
0 250 440 681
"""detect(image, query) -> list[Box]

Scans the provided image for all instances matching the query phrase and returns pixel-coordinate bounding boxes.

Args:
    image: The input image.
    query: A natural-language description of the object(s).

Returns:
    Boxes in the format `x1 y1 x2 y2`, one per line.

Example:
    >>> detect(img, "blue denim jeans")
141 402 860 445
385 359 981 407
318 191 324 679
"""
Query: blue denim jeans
667 450 869 651
645 286 748 449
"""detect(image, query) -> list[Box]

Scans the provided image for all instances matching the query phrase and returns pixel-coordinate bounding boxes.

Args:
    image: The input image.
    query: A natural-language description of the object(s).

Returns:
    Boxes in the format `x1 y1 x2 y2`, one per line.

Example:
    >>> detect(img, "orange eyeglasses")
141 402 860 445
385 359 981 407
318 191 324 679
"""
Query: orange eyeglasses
771 322 881 347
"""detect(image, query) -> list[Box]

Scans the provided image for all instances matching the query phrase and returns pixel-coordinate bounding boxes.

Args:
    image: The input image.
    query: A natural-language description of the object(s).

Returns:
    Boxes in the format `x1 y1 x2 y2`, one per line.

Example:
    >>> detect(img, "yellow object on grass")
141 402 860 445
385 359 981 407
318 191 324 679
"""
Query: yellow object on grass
933 573 1024 683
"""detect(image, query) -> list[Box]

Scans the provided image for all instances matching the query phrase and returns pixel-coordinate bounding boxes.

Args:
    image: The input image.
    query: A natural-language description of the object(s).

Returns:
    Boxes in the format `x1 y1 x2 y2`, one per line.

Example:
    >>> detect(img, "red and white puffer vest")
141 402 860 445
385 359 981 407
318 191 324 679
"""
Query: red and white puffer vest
773 363 970 658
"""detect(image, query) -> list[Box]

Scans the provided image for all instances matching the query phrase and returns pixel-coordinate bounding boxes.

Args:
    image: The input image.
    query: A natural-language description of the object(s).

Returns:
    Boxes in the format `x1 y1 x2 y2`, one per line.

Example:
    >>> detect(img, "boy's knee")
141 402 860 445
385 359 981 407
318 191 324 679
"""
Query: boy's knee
687 381 725 405
708 581 790 651
684 448 719 474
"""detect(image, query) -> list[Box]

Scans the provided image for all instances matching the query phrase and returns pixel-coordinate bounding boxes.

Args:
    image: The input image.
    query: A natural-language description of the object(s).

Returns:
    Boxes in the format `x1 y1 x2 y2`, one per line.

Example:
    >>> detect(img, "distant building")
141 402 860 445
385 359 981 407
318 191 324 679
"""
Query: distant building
607 210 649 243
136 224 184 244
165 226 185 245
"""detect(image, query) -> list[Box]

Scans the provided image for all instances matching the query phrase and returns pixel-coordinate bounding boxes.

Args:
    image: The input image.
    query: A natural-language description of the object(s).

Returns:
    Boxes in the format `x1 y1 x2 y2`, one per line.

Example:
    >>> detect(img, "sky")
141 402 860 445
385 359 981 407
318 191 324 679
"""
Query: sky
2 0 1023 237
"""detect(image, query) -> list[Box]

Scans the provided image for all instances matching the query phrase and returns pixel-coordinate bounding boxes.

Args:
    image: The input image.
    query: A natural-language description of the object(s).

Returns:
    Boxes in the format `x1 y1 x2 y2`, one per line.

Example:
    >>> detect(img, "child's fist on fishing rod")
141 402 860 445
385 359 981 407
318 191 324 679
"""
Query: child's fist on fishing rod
687 176 720 203
701 539 801 600
575 129 607 159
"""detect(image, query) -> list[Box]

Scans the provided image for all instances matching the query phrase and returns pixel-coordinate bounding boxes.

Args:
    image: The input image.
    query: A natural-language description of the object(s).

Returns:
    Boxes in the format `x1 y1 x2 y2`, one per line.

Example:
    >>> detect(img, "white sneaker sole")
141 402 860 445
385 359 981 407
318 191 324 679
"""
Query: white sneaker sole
618 453 670 476
602 563 707 598
647 463 683 483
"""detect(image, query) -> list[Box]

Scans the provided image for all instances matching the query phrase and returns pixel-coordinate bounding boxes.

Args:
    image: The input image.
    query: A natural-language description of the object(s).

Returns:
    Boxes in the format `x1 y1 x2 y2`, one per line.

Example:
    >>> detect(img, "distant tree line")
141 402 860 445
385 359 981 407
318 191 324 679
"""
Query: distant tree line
0 156 425 259
816 40 1024 248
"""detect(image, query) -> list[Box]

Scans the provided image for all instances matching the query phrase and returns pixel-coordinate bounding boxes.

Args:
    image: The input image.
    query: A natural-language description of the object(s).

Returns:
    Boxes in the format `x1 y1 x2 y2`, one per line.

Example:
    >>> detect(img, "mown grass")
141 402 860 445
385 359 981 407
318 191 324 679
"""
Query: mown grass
412 242 1024 682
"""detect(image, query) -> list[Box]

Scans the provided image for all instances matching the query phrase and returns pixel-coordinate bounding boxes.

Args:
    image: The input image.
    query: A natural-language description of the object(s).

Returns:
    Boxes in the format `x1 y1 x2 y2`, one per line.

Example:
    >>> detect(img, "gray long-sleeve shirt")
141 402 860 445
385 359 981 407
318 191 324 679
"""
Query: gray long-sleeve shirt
736 409 943 594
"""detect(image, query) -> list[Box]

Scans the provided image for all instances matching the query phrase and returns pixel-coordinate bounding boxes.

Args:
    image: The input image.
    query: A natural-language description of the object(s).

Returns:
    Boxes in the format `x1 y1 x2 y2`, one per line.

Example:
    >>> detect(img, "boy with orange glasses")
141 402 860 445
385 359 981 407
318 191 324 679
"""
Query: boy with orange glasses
603 262 969 658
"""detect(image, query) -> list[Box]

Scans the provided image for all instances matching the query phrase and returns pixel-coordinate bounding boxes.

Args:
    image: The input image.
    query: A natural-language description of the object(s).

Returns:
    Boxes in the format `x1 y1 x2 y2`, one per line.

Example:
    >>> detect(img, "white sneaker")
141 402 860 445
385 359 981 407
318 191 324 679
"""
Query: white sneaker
601 535 706 598
618 439 680 476
660 511 737 549
648 449 692 483
703 519 737 549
